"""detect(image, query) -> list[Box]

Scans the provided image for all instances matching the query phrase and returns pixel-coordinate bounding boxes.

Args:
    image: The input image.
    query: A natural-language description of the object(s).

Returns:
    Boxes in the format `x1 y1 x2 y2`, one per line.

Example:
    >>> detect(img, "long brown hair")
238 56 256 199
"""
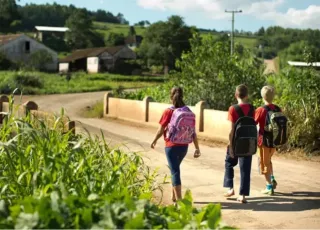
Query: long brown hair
171 87 185 108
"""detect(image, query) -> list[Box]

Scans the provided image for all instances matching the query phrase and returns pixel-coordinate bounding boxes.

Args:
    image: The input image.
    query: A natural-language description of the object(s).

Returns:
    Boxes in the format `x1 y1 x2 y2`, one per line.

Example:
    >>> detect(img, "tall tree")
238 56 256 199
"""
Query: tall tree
174 34 264 109
257 27 265 36
136 21 146 27
0 0 20 32
139 16 194 72
117 13 129 25
105 32 125 46
65 9 104 49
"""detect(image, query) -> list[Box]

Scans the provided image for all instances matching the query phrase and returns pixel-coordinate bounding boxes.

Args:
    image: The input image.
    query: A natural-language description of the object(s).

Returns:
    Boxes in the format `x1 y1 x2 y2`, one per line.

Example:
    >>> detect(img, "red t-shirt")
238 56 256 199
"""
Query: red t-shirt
255 104 281 146
228 104 255 123
159 108 188 147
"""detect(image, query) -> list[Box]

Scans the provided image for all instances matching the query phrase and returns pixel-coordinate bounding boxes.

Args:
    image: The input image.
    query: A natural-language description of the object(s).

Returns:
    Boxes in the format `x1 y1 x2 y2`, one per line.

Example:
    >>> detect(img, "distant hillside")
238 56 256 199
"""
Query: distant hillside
201 32 257 50
93 22 147 37
93 22 258 50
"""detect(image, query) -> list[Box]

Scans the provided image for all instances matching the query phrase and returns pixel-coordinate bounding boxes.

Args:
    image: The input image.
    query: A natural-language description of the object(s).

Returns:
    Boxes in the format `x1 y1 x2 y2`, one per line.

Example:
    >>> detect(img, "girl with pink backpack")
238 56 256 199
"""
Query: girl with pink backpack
151 87 201 204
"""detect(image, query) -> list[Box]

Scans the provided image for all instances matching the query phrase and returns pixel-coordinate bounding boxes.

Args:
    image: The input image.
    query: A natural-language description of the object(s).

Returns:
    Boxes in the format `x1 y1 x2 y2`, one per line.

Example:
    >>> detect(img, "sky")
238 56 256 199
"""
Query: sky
19 0 320 32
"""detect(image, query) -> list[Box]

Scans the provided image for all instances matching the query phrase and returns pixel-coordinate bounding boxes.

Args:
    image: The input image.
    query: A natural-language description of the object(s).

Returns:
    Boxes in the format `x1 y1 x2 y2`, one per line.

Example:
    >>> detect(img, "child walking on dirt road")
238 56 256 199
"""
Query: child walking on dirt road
151 87 201 204
223 84 257 203
255 86 288 195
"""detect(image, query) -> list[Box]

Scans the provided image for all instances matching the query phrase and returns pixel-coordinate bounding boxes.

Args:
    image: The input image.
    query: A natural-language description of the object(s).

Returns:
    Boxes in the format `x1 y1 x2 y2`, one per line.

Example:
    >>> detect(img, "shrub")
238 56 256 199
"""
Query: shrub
0 97 158 201
150 65 163 75
28 50 54 71
266 67 320 154
112 59 142 75
0 53 13 70
83 100 104 118
0 191 228 229
173 35 265 110
13 72 44 88
125 34 265 110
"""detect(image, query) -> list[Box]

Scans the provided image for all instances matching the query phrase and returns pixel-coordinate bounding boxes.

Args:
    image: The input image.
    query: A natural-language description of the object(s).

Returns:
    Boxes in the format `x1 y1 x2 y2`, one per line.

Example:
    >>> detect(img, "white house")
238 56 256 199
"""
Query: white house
59 45 136 73
0 34 58 71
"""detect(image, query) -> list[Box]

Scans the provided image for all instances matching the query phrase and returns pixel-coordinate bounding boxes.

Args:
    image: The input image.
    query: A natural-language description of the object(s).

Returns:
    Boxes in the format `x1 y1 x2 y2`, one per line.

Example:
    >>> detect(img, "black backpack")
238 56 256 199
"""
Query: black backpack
232 104 258 157
263 105 288 148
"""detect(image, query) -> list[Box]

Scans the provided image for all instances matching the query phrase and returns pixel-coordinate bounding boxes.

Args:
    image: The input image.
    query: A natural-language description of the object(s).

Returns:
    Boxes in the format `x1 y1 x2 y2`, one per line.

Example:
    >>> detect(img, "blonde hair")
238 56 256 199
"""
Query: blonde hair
261 85 275 103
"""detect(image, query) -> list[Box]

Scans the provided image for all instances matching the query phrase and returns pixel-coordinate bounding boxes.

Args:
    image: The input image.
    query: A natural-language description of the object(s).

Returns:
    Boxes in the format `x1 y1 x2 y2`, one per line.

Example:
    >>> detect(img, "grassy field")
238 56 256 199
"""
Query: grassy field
201 32 257 49
93 21 147 37
0 71 163 95
93 22 257 50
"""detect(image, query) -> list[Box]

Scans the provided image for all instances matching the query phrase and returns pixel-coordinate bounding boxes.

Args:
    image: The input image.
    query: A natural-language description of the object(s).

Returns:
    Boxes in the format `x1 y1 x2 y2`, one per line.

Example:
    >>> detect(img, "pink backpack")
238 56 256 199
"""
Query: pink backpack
167 106 196 144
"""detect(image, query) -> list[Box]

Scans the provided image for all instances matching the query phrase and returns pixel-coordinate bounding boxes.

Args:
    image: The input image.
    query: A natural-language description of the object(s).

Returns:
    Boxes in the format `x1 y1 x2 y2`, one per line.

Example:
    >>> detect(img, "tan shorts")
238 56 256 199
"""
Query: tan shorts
258 146 276 175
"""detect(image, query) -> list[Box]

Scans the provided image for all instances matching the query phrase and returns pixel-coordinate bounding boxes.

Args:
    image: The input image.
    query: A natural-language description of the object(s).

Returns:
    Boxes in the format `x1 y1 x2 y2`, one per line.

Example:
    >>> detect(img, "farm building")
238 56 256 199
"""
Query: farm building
288 61 320 70
0 34 58 71
59 45 136 73
34 26 69 42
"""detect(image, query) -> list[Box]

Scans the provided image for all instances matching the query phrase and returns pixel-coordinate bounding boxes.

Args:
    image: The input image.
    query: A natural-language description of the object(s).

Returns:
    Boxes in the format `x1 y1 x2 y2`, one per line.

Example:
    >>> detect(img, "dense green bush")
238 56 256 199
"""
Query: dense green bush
13 72 44 88
174 35 265 110
125 34 265 110
0 72 44 95
28 50 54 71
266 67 320 154
0 53 13 70
0 191 227 229
0 105 157 201
278 41 319 69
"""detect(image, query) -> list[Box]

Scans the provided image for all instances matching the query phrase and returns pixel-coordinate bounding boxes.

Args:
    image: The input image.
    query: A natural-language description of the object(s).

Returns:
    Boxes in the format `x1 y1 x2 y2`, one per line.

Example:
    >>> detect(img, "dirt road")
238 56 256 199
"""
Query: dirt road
19 92 320 229
264 59 277 74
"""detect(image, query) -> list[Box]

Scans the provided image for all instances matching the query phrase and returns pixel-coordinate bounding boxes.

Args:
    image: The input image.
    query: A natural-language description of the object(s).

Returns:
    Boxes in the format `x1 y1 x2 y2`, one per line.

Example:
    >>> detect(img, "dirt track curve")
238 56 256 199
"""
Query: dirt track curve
18 92 320 229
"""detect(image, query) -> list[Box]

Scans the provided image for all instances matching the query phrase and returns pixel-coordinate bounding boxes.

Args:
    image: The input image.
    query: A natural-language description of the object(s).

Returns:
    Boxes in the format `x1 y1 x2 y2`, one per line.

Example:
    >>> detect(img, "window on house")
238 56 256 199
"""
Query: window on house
25 41 30 53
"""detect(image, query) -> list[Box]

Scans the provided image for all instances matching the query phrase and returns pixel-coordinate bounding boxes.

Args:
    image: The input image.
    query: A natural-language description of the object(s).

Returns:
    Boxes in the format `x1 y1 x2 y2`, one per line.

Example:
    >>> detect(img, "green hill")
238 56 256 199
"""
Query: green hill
201 32 257 50
93 22 257 50
93 22 147 37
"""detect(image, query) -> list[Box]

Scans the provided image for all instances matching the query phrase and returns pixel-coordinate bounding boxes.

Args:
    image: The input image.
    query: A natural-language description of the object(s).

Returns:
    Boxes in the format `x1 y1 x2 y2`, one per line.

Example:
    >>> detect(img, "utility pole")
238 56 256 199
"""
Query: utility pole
225 10 242 55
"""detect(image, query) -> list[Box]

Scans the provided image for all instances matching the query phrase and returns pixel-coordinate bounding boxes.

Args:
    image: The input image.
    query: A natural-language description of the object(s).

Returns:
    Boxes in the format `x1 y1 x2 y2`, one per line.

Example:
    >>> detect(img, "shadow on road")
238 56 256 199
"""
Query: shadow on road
194 191 320 212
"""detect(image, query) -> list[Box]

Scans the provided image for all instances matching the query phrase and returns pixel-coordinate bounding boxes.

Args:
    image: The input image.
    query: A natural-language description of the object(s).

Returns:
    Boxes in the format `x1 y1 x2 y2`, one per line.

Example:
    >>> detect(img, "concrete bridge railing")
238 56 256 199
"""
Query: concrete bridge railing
0 95 75 135
103 93 229 143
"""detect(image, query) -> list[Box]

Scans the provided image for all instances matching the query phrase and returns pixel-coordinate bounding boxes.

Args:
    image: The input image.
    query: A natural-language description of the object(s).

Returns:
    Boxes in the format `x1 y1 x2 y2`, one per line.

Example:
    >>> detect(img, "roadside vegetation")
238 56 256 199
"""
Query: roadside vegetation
0 71 162 95
0 95 229 229
83 100 104 118
120 34 320 156
2 1 320 156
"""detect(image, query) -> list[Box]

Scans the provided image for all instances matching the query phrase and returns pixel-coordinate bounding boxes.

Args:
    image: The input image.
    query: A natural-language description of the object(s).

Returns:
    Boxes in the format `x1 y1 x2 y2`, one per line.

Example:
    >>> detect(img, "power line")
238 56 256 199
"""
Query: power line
225 9 242 56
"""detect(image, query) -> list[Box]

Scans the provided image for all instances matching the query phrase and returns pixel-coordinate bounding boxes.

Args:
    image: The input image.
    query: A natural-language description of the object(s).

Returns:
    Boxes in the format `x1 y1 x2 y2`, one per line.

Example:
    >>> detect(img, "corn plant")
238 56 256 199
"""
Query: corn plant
0 94 158 203
0 190 231 229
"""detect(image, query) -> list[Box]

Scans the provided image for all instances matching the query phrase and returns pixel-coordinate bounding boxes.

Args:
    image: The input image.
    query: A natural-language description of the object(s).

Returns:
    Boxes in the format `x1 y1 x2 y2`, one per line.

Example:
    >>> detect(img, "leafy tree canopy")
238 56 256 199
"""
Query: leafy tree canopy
139 16 195 71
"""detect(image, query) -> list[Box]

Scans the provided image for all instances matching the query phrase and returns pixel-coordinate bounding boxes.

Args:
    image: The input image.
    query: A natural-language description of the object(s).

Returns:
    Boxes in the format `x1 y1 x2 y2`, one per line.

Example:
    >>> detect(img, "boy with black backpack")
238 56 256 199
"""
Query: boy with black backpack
255 86 287 195
223 84 257 203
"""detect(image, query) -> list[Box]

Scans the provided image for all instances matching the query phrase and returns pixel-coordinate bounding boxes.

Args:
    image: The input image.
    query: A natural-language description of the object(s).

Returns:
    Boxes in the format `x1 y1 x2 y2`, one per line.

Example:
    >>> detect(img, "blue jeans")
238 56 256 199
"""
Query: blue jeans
223 147 252 196
165 146 188 186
